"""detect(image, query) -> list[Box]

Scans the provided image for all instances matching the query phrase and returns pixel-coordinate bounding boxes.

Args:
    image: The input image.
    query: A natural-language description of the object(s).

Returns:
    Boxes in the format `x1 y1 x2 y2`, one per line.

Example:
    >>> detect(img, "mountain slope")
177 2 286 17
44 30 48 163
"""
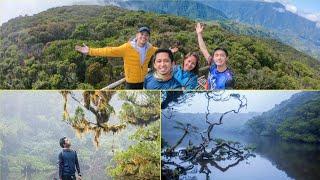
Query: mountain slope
246 91 320 143
201 0 320 59
115 0 228 21
0 5 320 89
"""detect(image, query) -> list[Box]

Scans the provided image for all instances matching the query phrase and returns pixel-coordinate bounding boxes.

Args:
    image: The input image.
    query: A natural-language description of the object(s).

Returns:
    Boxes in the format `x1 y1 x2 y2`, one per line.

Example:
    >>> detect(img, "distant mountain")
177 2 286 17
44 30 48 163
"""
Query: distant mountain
246 91 320 143
200 0 320 59
162 111 260 147
101 0 228 21
162 112 261 133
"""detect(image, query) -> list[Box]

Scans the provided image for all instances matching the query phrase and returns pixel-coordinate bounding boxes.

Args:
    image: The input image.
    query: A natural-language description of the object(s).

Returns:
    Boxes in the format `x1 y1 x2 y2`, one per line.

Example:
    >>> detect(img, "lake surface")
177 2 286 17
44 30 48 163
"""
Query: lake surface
162 129 320 180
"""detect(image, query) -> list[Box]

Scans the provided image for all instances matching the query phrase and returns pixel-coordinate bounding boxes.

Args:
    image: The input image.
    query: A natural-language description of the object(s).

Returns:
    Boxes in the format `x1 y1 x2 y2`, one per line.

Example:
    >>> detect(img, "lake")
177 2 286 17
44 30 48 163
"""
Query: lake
162 128 320 180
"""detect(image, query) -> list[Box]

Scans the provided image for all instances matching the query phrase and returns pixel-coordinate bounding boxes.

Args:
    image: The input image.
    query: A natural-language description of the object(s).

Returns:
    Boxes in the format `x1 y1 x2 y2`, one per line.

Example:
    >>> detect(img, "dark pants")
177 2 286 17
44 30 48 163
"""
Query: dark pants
125 82 144 89
62 175 76 180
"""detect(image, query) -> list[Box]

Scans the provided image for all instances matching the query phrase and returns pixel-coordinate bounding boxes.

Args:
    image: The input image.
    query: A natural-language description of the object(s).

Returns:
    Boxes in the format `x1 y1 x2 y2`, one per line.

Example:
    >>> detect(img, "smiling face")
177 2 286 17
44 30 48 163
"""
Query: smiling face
136 31 149 47
153 52 172 76
183 55 198 72
213 50 228 67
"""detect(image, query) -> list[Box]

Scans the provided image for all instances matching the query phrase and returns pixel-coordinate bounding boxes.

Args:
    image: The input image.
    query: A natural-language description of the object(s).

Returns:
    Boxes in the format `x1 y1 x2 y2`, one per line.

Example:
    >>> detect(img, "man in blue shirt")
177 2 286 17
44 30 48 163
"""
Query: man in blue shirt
196 23 234 89
59 137 81 180
206 48 234 89
144 49 182 89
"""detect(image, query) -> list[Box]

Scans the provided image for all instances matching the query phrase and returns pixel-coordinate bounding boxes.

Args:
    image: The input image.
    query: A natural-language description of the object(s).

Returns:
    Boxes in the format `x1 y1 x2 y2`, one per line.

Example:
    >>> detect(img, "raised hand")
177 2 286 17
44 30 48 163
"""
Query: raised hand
170 47 179 53
196 22 210 61
75 43 89 54
195 23 204 34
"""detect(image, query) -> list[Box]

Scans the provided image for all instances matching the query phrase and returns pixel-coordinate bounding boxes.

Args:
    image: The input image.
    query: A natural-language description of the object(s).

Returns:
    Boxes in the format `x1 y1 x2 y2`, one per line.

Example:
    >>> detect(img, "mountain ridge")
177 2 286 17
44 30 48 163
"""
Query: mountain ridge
0 5 320 89
245 91 320 143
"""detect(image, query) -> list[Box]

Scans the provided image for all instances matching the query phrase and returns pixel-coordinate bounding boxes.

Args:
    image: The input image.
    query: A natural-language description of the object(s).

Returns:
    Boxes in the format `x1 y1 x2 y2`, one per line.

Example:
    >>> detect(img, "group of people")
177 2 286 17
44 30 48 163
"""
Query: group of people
75 23 234 90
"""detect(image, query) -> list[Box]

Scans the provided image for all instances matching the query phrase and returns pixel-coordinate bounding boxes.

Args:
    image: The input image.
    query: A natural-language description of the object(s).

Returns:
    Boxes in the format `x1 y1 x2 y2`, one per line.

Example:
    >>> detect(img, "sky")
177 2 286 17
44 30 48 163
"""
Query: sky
174 90 299 113
0 0 99 25
1 0 320 25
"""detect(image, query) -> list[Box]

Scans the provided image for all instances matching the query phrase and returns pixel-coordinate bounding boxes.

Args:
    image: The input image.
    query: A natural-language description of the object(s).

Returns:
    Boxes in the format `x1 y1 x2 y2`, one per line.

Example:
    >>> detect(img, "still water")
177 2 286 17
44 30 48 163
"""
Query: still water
163 130 320 180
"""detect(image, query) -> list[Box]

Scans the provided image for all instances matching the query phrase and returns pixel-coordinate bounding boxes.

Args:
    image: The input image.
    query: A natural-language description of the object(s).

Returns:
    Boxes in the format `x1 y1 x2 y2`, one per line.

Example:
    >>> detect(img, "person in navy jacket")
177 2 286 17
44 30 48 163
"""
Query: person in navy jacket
58 137 81 180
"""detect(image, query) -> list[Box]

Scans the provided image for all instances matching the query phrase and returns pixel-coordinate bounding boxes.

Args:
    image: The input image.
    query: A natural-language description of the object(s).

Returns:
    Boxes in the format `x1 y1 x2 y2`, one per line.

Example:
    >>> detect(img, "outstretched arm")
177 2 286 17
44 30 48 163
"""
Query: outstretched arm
75 43 126 57
196 23 211 64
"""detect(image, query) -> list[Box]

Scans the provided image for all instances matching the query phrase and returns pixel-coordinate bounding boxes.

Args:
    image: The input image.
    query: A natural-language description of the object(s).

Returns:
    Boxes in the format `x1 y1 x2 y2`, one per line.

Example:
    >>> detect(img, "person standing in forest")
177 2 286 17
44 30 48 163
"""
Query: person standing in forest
58 137 81 180
196 23 234 89
75 26 178 89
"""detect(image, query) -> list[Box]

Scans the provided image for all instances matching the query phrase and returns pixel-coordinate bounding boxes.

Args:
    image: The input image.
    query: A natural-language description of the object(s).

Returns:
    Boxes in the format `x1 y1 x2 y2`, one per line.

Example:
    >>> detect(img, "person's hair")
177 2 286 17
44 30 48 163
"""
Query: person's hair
212 47 229 57
152 49 174 63
59 137 66 148
182 52 200 75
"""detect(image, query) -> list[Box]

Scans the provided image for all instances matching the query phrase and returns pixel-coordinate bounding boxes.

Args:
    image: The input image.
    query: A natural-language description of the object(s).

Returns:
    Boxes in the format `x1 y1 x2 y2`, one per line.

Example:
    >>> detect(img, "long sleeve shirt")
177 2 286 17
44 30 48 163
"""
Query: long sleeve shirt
58 149 80 178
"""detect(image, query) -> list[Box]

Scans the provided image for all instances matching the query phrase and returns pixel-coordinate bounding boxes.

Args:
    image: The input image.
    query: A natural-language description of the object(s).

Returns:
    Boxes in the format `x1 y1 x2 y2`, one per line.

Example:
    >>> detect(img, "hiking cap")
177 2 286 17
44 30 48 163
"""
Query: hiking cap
138 26 150 35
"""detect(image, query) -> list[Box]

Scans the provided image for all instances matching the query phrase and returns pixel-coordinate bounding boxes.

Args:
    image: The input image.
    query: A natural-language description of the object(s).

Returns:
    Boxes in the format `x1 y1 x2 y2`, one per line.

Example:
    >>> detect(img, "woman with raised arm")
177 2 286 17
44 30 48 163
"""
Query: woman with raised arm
196 23 234 89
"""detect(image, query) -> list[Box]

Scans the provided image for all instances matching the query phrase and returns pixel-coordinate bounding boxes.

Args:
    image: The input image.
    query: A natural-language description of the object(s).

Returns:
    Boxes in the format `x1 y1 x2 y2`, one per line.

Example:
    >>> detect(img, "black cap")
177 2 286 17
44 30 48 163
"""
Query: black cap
138 26 150 35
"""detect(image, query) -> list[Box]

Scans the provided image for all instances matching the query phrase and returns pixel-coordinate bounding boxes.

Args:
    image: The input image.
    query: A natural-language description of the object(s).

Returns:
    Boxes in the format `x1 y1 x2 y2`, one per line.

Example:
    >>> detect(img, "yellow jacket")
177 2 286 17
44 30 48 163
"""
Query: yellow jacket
89 42 157 83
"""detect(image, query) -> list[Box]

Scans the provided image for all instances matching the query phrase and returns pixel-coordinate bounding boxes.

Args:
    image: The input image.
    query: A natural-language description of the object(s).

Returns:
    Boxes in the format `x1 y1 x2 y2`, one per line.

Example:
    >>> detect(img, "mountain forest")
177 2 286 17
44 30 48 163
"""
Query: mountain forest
1 5 320 89
246 91 320 143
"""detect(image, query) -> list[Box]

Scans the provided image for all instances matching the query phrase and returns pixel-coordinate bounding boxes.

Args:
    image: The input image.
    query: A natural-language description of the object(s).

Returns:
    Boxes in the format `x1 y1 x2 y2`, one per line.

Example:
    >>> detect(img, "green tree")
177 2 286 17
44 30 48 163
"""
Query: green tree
108 121 160 179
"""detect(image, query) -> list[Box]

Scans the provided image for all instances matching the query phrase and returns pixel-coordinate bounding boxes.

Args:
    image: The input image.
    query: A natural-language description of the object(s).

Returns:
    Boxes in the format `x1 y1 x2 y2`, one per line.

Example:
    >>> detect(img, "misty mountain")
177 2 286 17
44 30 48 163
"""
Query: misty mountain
202 0 320 39
162 111 260 148
162 111 261 134
114 0 228 21
246 91 320 143
201 0 320 59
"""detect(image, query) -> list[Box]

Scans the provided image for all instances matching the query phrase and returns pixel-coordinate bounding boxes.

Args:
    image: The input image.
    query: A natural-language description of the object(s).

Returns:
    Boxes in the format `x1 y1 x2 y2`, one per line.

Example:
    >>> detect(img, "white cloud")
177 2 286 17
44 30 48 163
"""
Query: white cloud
262 0 320 25
303 13 320 22
262 0 297 13
284 4 297 13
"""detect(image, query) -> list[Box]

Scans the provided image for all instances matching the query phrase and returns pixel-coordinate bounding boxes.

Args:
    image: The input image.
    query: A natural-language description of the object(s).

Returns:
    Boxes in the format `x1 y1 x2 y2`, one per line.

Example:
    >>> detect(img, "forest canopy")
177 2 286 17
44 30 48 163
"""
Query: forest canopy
246 91 320 143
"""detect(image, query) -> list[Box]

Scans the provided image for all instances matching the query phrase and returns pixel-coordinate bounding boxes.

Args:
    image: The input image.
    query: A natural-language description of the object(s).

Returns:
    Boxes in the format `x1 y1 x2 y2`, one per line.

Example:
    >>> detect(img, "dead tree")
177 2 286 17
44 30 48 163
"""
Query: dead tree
162 91 255 180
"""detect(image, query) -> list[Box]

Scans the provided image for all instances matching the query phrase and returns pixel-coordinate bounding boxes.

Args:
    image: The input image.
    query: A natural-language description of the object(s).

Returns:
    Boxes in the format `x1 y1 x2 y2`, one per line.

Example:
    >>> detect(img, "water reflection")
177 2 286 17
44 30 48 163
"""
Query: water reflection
163 131 320 180
246 135 320 180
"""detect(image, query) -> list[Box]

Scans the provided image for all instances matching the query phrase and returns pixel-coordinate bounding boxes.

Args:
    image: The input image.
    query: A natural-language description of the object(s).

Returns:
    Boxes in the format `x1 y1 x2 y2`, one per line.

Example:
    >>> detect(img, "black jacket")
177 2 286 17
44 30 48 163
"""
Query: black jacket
58 149 80 178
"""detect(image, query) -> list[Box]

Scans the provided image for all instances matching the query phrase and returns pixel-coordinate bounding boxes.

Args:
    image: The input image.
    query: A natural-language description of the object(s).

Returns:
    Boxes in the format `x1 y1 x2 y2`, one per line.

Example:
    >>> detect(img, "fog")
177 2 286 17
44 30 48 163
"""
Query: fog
0 91 135 179
175 90 299 113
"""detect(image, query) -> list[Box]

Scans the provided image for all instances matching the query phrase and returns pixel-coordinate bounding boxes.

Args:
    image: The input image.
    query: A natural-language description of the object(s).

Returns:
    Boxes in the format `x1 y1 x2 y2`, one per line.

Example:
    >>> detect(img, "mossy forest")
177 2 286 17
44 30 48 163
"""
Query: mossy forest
0 91 160 179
